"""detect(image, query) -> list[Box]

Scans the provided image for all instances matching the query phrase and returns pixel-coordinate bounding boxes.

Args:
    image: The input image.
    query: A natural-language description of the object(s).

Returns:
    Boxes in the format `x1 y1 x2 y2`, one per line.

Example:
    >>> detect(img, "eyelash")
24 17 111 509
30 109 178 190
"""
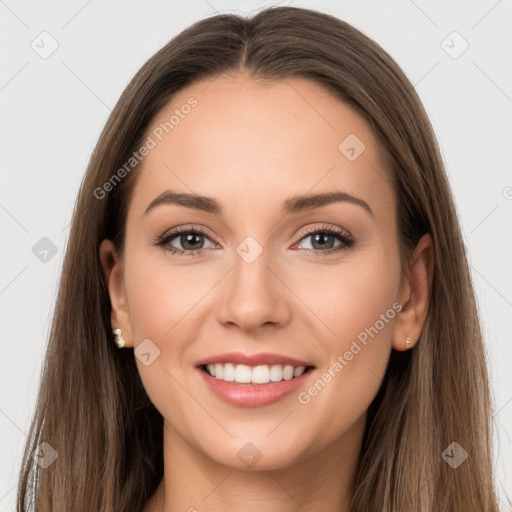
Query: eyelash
153 223 355 258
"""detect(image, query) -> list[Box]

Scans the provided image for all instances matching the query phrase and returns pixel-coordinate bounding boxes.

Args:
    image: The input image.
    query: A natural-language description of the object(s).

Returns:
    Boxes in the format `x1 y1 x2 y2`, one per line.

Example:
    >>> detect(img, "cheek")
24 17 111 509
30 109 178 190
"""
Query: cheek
122 247 216 407
122 251 204 417
298 246 400 405
299 245 400 349
123 247 204 342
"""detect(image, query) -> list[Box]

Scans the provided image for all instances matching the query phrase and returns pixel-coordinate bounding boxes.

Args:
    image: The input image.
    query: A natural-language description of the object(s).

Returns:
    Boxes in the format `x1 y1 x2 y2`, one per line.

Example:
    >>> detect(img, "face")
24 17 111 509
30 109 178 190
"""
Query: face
102 73 408 471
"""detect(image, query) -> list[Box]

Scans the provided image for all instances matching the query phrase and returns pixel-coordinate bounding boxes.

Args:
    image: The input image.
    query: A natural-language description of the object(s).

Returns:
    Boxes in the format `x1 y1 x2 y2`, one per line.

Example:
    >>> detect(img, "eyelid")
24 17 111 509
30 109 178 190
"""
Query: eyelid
158 224 218 243
295 223 352 240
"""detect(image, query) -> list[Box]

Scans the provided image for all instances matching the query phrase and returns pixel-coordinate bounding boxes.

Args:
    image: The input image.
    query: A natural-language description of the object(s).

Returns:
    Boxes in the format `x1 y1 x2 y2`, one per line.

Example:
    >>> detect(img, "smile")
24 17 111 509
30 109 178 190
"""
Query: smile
195 352 316 407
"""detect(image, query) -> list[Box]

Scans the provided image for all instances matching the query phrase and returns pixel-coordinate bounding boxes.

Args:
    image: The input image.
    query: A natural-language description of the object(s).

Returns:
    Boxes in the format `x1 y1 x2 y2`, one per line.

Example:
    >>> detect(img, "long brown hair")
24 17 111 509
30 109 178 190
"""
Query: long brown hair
17 6 500 511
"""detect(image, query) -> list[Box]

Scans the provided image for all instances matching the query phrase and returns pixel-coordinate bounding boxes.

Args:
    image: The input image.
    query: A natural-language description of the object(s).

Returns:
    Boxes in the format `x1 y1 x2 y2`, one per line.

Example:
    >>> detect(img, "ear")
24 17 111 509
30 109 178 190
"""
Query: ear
99 239 133 348
392 233 434 351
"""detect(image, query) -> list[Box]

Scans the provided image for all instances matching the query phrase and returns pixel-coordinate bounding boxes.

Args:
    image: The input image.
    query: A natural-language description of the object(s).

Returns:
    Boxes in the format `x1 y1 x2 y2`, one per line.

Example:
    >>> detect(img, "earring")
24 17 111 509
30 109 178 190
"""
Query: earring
113 328 126 348
405 336 412 348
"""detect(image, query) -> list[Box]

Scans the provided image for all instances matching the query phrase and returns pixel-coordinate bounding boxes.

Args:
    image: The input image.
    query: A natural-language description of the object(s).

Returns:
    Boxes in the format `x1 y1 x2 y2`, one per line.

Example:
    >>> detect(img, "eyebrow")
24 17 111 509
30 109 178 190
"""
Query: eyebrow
144 189 375 218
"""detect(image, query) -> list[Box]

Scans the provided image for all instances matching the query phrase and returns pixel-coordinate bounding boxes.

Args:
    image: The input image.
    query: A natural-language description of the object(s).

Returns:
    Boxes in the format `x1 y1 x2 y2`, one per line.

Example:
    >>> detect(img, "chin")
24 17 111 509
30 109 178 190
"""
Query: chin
201 432 310 472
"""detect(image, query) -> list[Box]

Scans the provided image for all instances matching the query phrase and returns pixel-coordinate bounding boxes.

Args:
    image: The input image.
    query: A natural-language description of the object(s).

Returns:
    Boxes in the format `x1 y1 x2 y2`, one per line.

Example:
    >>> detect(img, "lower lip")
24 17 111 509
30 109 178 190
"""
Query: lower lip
197 367 314 408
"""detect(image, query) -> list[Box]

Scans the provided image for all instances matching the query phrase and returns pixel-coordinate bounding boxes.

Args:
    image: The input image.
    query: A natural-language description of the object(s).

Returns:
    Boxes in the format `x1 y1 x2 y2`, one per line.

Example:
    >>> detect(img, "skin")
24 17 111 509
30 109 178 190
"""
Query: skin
100 73 434 512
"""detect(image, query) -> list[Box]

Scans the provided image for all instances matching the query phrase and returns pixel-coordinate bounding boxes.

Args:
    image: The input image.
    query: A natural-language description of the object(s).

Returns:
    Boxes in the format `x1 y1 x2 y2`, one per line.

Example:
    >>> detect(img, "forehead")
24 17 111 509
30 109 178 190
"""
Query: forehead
128 73 394 223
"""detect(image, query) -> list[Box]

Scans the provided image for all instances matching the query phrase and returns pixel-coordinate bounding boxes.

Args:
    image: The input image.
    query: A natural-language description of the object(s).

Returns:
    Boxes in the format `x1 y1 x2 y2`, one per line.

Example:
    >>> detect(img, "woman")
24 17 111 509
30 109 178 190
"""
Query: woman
16 6 501 511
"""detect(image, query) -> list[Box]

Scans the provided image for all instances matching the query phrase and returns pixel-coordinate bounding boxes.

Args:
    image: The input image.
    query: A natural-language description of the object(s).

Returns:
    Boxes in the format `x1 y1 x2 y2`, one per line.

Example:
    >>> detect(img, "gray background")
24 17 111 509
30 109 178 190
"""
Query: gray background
1 0 511 510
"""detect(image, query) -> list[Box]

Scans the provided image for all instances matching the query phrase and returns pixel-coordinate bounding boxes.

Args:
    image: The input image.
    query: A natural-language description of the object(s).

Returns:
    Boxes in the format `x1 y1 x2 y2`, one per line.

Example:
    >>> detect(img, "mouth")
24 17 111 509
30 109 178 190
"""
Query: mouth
195 353 316 407
199 362 315 384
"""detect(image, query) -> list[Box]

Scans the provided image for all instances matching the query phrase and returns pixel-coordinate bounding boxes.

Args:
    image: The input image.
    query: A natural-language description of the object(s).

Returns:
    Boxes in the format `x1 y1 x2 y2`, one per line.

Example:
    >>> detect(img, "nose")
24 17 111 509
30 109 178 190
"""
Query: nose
216 245 291 334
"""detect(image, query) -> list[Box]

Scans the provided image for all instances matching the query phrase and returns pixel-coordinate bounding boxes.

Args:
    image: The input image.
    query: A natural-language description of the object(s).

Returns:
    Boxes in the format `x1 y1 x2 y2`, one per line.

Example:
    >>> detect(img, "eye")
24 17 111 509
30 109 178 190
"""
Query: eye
292 224 355 256
154 225 216 257
154 223 354 258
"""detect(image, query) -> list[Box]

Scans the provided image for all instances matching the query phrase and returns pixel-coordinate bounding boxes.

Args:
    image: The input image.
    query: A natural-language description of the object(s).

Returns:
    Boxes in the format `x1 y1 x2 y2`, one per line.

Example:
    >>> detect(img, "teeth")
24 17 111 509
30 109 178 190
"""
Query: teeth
205 363 307 384
222 363 235 381
251 365 270 384
234 364 252 383
293 366 306 377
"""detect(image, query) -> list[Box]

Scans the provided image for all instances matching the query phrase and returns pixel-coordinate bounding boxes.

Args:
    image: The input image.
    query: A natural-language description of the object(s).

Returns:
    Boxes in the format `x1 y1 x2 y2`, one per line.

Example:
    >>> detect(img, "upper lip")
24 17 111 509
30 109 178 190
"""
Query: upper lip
195 351 314 368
